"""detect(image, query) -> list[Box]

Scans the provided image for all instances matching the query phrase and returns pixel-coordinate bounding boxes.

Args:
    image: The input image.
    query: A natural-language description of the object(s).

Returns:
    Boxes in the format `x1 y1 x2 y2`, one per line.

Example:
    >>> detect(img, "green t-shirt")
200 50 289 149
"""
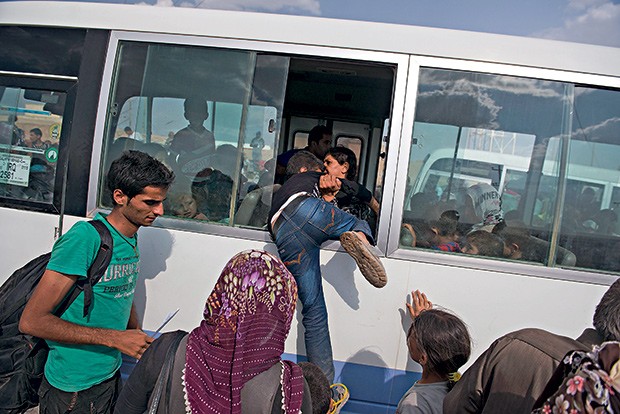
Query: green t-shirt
44 213 140 392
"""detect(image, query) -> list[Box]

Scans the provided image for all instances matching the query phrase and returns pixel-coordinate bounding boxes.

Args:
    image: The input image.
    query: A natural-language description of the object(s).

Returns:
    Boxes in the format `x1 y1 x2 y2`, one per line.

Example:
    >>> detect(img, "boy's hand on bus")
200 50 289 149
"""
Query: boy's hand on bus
114 329 154 359
407 289 432 320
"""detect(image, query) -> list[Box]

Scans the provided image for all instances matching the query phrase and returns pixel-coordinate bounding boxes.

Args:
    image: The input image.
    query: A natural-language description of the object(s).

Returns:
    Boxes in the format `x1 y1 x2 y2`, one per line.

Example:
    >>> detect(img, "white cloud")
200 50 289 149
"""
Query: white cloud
567 0 607 11
534 1 620 47
138 0 321 15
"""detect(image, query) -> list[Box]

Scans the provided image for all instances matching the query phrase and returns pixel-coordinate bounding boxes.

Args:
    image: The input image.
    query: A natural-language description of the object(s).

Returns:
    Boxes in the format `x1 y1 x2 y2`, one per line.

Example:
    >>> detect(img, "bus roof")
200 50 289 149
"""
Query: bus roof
1 1 620 79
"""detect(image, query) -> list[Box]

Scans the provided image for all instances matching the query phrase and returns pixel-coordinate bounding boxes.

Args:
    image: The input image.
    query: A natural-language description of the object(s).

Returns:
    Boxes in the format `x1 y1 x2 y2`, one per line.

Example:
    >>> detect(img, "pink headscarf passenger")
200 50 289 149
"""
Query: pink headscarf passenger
183 250 304 414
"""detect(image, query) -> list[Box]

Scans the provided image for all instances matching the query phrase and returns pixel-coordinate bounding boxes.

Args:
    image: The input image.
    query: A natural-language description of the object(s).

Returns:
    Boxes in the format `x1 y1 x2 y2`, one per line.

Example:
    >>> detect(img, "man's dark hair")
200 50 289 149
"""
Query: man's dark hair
124 126 133 133
308 125 332 146
30 128 42 137
465 230 504 257
298 361 331 414
408 309 471 379
593 278 620 341
107 150 174 203
286 150 324 176
326 146 357 181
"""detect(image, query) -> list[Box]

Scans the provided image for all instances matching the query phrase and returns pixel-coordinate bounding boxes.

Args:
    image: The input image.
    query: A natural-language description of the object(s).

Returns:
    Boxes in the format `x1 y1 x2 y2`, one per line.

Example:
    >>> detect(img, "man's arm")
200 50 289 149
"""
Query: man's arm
19 269 153 359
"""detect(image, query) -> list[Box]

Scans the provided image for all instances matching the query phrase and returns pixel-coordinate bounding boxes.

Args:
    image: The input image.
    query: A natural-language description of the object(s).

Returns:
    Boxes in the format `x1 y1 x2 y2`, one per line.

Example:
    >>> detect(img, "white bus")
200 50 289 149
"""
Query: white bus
1 2 619 412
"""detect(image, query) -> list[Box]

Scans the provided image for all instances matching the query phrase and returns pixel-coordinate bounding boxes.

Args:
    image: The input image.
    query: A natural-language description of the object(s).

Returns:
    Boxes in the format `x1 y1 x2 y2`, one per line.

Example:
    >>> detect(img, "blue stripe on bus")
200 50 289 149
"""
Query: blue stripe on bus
121 349 419 414
282 353 420 414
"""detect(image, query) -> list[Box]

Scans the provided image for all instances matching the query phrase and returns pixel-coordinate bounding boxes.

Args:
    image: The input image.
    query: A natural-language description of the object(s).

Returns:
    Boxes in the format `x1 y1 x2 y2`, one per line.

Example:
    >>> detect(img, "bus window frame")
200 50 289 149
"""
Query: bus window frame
86 30 410 249
0 74 77 215
386 55 620 286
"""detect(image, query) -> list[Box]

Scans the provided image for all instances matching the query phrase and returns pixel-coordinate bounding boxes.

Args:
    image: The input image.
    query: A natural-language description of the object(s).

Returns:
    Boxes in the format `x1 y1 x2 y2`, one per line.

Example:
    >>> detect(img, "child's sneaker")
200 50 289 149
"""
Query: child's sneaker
339 232 387 288
328 383 350 414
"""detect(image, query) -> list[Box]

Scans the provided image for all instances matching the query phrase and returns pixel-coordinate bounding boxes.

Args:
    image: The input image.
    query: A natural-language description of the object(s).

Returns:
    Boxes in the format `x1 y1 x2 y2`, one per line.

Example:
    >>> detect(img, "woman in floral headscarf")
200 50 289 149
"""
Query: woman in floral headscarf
115 250 312 414
531 341 620 414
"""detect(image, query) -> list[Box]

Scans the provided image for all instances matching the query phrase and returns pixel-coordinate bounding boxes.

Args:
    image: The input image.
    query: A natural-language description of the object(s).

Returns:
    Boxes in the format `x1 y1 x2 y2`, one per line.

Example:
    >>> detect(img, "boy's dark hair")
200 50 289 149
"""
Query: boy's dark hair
326 147 357 181
593 278 620 341
308 125 332 146
408 309 471 380
107 150 174 203
432 214 459 237
29 128 42 137
298 361 331 414
286 150 324 176
465 230 505 257
492 222 539 259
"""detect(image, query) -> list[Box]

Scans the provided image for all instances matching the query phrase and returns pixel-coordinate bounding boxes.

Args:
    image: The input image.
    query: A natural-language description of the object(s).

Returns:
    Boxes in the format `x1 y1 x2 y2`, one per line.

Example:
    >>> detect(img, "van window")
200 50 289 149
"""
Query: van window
400 67 620 273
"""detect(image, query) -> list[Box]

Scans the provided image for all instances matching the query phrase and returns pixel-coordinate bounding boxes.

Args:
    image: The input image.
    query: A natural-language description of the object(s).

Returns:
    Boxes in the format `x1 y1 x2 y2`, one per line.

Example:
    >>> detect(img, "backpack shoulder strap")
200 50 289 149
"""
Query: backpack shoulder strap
55 220 113 318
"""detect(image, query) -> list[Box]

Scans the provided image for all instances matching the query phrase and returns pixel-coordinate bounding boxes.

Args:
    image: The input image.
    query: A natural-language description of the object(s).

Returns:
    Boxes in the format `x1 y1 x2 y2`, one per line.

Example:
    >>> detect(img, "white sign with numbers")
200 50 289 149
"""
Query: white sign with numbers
0 153 31 187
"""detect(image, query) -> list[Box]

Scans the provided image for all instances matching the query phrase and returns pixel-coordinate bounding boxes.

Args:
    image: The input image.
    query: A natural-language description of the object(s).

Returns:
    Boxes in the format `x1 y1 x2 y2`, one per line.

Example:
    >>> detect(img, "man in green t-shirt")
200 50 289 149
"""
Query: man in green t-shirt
19 150 174 413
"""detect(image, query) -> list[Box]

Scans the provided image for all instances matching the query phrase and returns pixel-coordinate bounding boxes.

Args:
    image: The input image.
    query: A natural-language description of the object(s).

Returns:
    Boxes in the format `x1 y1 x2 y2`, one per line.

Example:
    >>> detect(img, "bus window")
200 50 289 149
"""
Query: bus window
293 131 309 149
556 87 620 272
100 42 288 227
335 136 363 165
400 67 620 274
0 86 64 207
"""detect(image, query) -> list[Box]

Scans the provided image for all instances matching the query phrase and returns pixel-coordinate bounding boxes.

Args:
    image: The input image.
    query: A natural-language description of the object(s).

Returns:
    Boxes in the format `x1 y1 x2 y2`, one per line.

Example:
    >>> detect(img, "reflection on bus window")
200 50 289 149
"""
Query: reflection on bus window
0 87 64 205
100 42 288 228
400 67 620 274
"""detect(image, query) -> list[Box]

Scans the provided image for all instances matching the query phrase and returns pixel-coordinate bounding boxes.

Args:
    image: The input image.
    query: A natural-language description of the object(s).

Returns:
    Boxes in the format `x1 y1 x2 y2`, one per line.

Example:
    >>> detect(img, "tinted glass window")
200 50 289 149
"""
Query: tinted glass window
100 42 288 228
401 67 620 274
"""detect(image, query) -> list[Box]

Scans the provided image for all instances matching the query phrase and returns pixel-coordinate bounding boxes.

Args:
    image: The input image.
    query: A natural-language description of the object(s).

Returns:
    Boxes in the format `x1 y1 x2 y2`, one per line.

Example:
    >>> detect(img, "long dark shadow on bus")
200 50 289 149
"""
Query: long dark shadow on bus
322 255 360 310
134 228 174 324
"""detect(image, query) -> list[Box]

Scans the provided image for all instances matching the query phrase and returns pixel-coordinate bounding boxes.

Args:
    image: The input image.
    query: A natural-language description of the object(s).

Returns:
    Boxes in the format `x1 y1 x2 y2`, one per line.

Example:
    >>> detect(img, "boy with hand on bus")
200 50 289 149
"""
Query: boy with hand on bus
19 150 175 414
398 290 472 414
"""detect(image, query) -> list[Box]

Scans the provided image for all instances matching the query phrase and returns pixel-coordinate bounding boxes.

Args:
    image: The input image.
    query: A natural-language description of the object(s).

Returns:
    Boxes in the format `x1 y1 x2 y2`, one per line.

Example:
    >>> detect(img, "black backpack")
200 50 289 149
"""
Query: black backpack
0 220 113 414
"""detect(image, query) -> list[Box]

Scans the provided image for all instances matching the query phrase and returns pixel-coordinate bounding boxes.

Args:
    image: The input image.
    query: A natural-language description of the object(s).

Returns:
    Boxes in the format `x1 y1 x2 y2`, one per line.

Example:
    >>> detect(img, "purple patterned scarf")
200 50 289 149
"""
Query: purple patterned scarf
184 250 304 414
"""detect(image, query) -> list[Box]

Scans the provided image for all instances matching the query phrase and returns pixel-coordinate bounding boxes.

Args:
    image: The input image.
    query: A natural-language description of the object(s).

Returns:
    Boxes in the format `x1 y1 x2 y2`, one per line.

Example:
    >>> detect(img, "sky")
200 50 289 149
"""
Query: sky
18 0 620 48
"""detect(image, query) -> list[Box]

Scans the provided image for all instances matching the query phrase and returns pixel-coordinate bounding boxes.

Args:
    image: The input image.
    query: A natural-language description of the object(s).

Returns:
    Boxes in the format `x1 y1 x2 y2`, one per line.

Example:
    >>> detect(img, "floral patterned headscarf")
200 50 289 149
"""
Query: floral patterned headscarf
183 250 304 414
532 341 620 414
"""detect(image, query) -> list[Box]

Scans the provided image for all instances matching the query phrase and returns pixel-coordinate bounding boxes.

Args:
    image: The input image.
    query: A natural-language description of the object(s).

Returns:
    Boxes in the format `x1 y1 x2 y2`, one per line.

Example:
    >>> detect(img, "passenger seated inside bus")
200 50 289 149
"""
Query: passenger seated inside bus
460 230 504 258
113 250 313 414
275 125 332 184
492 221 577 266
191 167 233 223
399 289 471 414
323 146 380 232
456 183 504 233
429 211 461 252
167 191 207 220
212 143 248 196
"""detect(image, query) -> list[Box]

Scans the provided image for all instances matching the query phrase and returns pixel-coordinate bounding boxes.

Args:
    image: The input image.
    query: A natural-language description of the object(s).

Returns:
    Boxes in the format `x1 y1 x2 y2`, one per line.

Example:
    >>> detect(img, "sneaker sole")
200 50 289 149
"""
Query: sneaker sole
339 232 387 288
